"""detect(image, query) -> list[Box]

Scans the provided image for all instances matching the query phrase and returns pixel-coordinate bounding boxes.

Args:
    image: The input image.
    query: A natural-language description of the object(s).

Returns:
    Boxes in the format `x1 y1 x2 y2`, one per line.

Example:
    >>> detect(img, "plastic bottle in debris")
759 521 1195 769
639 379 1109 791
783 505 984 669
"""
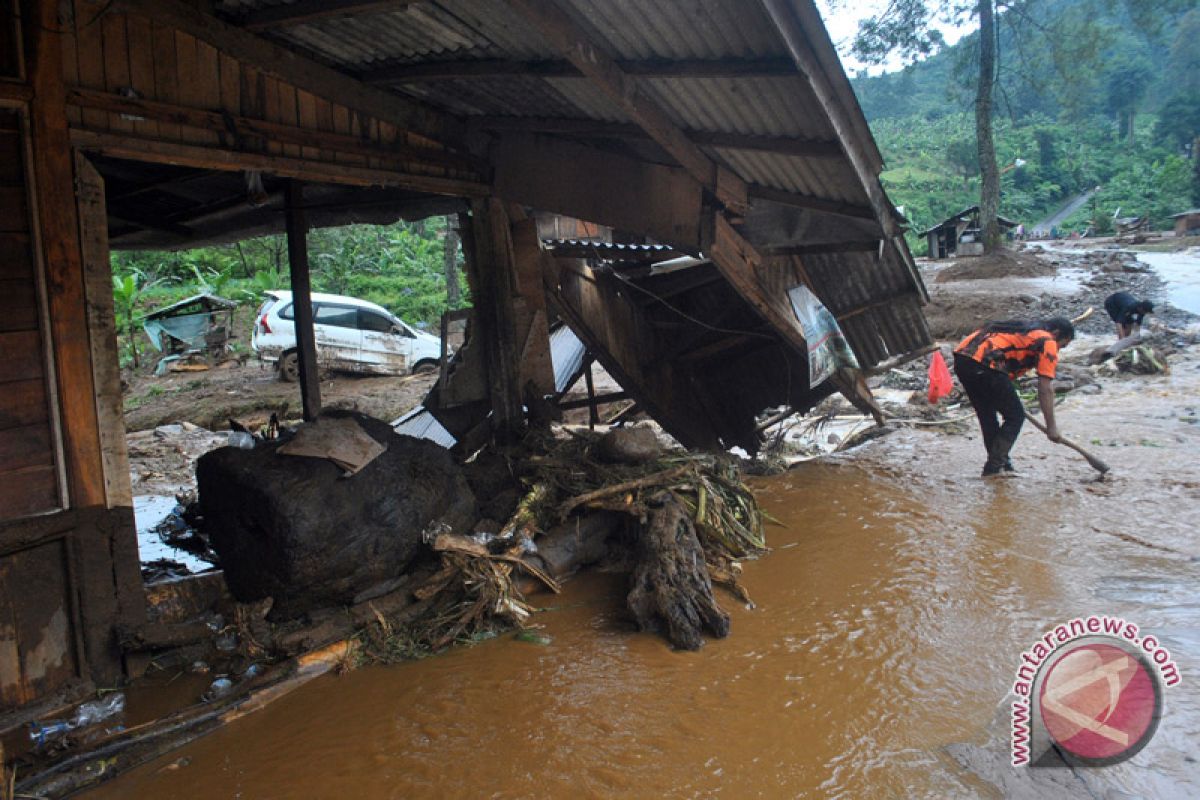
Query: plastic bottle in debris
71 692 125 728
27 692 125 748
28 719 72 748
227 431 255 449
202 677 234 702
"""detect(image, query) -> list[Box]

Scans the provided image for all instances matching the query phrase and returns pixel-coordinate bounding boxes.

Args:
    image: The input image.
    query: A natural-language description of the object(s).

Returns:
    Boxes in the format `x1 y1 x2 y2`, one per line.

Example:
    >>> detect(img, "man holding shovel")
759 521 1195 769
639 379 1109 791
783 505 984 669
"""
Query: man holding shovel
952 317 1075 477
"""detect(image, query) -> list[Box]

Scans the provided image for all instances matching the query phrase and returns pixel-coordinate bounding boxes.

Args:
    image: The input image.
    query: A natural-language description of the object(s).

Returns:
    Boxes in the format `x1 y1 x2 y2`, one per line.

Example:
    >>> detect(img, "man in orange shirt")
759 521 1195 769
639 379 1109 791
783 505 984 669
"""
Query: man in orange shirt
952 317 1075 477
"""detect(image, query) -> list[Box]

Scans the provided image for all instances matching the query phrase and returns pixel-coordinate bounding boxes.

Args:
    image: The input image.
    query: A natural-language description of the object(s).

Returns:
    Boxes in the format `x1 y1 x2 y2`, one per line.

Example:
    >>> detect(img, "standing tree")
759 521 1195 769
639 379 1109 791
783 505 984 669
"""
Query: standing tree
851 0 1006 251
848 0 1183 252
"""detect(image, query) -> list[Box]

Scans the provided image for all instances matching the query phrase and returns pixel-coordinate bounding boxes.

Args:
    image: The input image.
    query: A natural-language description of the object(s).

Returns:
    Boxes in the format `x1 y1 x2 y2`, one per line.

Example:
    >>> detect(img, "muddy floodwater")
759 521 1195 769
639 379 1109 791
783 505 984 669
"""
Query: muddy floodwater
89 352 1200 799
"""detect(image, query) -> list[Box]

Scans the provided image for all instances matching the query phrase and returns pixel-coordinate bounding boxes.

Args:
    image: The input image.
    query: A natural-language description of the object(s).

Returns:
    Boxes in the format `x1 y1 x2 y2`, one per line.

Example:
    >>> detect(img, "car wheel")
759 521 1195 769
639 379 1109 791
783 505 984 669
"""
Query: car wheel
278 351 300 382
411 360 439 375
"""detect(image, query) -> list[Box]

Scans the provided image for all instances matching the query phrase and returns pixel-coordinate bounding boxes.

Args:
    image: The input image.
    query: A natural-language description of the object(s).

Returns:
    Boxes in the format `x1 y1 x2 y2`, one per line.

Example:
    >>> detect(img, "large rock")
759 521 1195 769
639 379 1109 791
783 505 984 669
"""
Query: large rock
197 411 476 618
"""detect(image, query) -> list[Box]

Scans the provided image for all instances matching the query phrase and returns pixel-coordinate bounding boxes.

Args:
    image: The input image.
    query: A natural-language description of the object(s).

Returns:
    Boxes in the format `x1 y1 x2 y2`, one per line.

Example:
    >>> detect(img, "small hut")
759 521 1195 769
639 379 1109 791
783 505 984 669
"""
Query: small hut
1171 209 1200 238
921 206 1018 259
143 293 238 356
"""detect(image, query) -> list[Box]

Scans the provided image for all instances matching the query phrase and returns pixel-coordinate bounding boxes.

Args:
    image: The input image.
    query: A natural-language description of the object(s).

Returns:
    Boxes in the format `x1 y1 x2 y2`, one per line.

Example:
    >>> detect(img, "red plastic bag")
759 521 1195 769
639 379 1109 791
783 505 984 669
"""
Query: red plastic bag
927 351 953 404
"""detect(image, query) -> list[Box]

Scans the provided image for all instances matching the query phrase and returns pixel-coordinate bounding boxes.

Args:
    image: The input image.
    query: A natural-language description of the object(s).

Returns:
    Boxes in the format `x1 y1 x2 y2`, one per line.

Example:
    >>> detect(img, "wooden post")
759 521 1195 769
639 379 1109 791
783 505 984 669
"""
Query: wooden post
465 198 524 441
583 357 599 430
285 180 321 421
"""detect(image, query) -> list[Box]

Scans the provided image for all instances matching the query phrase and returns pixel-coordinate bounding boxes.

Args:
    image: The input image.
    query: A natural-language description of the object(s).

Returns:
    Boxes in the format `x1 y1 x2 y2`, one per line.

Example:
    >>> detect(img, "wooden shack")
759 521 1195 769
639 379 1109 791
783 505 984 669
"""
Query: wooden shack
1171 209 1200 237
921 206 1018 259
1 0 931 724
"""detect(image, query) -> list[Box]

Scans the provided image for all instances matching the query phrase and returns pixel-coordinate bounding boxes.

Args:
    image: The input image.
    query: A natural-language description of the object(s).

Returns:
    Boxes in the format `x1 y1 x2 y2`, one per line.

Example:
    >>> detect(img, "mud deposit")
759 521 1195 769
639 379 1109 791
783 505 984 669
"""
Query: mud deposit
87 349 1200 798
85 246 1199 798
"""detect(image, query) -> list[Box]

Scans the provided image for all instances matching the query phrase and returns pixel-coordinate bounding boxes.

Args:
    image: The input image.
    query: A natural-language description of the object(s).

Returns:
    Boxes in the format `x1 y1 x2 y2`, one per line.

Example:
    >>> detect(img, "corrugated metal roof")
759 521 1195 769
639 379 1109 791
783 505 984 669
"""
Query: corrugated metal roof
392 406 458 449
209 0 927 396
392 325 588 448
215 0 882 201
550 324 587 394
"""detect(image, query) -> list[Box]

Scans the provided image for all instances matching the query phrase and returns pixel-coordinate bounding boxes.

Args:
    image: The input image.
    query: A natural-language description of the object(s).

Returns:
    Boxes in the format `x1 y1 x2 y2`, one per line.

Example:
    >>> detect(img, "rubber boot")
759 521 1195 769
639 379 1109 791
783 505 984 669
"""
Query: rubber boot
982 434 1017 477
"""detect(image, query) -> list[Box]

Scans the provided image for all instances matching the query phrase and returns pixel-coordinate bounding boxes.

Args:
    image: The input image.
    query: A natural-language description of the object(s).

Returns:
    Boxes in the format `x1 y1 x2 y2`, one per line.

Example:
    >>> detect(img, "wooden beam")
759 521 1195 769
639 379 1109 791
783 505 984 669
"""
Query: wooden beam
238 0 420 31
503 0 746 211
70 128 489 197
748 183 876 220
108 208 195 238
114 0 465 148
363 56 797 84
25 0 105 508
582 359 599 428
707 214 807 355
471 116 841 159
67 89 482 172
465 198 525 441
556 390 628 411
284 181 321 422
767 240 881 257
492 132 703 251
0 81 33 105
74 154 134 510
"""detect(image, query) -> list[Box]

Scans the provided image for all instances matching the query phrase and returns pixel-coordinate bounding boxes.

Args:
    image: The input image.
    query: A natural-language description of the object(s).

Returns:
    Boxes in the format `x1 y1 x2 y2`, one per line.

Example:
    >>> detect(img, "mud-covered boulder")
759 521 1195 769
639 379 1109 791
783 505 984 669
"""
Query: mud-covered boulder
197 411 476 618
594 426 662 464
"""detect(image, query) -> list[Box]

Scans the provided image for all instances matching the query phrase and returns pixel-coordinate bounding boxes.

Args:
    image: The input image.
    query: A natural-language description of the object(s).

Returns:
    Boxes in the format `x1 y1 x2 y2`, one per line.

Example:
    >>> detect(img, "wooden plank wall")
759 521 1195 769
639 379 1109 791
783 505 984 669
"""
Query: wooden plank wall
60 3 467 181
1 0 145 720
0 109 61 520
550 259 719 450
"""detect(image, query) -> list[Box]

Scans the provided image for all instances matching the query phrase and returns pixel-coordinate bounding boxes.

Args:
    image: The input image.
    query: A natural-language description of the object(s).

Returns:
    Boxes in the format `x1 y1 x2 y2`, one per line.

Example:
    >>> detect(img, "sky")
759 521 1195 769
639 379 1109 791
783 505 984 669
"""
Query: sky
815 0 972 76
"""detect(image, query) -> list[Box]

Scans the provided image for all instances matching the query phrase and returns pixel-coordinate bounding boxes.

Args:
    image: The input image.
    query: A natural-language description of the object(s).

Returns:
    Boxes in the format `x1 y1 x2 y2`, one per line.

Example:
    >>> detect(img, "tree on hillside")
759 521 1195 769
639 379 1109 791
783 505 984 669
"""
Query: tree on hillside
847 0 1182 252
1106 56 1153 144
851 0 1006 251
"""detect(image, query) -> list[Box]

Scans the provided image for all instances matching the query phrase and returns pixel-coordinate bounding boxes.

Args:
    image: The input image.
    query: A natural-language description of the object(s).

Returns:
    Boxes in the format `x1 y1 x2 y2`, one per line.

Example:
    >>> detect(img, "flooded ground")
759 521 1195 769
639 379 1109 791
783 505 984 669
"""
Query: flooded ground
85 246 1200 798
1137 251 1200 315
88 344 1200 798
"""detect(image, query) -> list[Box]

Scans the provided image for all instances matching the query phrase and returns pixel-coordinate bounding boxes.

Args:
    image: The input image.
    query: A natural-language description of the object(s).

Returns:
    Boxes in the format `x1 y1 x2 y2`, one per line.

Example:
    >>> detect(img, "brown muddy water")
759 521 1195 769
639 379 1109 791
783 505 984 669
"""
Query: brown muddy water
88 349 1200 798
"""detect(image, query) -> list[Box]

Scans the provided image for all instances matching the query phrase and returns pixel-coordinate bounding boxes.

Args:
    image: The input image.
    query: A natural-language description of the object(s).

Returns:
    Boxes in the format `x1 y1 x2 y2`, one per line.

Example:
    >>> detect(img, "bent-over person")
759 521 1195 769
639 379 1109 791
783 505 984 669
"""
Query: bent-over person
1104 291 1153 340
952 317 1075 477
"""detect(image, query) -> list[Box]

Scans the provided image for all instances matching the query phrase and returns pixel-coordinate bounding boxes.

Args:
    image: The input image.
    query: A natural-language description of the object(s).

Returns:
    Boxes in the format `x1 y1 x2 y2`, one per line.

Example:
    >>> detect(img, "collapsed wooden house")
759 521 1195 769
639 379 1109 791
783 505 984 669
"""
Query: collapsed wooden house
1 0 930 725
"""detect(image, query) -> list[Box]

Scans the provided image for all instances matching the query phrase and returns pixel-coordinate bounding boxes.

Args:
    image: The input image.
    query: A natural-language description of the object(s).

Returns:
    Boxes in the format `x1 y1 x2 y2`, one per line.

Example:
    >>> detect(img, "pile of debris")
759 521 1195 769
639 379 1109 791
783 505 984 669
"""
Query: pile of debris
179 413 765 660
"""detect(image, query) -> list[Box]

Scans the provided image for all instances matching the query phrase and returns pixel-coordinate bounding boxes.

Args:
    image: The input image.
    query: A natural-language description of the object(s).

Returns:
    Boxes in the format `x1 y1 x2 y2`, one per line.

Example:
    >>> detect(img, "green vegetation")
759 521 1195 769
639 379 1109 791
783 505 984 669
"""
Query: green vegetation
849 1 1200 254
111 217 468 369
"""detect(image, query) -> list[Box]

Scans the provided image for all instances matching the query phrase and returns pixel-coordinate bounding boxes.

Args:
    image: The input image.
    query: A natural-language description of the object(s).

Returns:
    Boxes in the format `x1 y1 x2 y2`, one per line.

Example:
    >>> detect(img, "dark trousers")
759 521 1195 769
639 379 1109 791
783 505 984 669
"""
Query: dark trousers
953 353 1024 461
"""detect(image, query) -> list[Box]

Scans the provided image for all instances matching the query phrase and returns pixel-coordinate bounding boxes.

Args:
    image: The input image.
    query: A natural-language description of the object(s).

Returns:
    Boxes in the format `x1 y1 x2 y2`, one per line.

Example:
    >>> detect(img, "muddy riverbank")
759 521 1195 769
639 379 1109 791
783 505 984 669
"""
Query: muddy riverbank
88 244 1200 798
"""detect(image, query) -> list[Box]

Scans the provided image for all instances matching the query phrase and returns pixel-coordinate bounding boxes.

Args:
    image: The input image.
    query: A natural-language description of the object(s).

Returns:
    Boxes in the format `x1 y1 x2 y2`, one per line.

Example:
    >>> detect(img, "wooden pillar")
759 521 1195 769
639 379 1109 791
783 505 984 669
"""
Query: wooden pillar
583 357 599 430
24 0 106 508
285 180 321 421
465 198 524 441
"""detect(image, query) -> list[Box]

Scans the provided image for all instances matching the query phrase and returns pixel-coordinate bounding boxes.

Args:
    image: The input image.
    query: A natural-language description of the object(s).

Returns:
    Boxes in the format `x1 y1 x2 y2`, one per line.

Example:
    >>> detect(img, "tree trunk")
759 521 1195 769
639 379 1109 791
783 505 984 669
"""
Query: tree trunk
975 0 1001 253
443 215 461 307
626 493 730 650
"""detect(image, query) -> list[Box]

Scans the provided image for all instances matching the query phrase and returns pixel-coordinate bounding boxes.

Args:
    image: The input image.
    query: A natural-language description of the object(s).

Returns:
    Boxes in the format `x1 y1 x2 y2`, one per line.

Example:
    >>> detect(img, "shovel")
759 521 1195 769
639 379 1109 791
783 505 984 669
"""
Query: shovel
1022 410 1110 475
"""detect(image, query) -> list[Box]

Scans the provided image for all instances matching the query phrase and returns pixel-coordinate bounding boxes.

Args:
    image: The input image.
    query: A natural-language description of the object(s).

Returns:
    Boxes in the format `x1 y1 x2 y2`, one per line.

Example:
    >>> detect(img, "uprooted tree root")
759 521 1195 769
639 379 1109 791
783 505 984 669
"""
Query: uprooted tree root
629 493 731 650
346 432 767 663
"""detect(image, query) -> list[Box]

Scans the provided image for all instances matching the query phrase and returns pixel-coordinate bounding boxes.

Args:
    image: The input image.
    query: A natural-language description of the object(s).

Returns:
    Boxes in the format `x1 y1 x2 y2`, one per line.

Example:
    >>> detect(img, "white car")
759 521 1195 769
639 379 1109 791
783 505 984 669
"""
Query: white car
252 290 442 381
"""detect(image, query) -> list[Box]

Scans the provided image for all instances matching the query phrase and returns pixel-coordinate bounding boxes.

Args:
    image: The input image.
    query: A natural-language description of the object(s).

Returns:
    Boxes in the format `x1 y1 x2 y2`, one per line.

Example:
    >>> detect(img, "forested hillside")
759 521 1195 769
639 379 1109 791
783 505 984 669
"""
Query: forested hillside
850 1 1200 252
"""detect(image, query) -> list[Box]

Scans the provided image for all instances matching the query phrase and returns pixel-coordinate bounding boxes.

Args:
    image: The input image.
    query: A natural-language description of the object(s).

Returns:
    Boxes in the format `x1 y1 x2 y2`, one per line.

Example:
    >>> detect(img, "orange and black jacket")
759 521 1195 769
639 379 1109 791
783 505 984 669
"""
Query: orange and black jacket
954 328 1059 380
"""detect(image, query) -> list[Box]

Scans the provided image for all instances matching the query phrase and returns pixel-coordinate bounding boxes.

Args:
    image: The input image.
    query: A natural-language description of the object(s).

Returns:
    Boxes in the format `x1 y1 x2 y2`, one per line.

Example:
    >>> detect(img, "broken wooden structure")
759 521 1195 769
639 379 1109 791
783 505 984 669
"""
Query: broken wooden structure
1 0 931 730
922 206 1018 259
